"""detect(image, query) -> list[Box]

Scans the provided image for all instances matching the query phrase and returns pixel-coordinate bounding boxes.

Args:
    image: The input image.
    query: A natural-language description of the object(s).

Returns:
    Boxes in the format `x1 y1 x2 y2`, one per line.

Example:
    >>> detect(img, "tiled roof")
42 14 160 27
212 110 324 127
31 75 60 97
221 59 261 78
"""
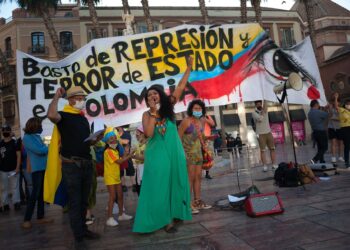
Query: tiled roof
291 0 350 21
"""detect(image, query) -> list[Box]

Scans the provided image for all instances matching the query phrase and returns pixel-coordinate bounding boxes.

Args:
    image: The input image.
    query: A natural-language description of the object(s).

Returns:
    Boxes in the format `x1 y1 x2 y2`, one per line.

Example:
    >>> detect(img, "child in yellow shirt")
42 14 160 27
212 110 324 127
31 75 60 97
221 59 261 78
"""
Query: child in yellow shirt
103 127 133 227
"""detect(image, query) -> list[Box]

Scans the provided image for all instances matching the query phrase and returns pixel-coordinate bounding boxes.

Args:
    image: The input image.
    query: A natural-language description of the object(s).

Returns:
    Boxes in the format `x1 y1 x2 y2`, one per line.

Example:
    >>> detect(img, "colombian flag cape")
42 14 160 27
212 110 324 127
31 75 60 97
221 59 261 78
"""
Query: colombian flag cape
43 105 81 206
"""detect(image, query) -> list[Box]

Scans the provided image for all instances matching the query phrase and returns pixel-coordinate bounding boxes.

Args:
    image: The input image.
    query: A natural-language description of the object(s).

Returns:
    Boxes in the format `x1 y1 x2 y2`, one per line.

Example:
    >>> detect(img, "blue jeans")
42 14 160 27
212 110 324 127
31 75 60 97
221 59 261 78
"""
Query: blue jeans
62 161 93 241
24 170 45 221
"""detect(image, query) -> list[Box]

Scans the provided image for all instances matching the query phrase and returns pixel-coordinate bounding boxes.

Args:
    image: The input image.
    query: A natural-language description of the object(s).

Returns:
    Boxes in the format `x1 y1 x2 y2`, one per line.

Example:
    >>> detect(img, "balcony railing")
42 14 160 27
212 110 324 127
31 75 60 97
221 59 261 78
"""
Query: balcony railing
62 44 77 53
280 39 296 49
5 49 13 59
28 46 49 55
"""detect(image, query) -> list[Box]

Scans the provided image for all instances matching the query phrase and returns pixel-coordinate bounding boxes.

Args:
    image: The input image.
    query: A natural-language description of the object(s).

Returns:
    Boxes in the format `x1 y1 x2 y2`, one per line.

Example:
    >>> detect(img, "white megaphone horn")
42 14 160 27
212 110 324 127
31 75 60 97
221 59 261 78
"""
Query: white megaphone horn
273 72 303 94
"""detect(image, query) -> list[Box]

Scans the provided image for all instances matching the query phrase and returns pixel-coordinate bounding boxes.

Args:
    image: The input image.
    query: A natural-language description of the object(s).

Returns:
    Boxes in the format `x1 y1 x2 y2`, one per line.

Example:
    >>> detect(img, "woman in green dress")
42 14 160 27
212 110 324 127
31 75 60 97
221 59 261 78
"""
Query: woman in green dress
133 57 193 233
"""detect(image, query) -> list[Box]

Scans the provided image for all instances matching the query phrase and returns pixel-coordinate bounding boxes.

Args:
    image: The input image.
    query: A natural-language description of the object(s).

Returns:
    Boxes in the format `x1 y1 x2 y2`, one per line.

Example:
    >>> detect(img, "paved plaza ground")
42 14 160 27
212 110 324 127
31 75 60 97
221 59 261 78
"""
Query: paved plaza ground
1 142 350 250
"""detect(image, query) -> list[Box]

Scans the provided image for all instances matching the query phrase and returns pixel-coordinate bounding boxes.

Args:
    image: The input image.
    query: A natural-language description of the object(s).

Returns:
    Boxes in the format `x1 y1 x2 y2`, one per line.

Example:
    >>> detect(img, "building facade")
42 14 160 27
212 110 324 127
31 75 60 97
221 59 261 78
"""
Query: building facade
0 2 346 143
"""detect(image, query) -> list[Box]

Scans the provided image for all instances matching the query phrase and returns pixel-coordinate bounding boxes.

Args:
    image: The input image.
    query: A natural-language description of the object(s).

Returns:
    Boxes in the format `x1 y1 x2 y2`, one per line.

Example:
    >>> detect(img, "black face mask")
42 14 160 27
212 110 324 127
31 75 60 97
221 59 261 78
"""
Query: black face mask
2 132 10 137
257 106 263 111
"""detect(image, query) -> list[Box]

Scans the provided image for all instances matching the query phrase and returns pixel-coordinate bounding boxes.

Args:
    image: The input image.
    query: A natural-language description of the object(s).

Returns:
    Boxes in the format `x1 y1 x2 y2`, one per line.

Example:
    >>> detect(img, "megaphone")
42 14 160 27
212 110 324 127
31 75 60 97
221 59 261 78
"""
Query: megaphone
273 72 303 94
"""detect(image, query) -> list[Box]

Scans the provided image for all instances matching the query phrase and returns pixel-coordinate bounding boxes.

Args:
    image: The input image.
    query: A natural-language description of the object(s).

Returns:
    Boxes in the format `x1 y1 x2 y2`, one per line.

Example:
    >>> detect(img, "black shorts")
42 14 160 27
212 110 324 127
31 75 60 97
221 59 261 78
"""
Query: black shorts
328 128 341 140
120 160 135 177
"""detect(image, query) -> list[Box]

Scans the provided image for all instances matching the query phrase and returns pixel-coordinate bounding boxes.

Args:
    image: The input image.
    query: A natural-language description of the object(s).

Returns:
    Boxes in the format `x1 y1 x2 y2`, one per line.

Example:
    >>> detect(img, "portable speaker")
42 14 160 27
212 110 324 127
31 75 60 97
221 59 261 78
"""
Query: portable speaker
245 192 284 217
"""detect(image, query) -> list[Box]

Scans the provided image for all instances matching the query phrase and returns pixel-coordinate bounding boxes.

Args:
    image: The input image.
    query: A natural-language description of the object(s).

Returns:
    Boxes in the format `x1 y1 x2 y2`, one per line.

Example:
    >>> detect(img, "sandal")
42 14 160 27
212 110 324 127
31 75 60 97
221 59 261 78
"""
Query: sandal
191 201 200 214
164 225 177 233
195 199 212 210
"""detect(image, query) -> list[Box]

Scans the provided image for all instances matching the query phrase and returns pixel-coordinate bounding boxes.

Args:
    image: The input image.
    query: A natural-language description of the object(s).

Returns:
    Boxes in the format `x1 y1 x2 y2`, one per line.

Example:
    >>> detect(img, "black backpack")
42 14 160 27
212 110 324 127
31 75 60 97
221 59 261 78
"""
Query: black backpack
274 162 300 187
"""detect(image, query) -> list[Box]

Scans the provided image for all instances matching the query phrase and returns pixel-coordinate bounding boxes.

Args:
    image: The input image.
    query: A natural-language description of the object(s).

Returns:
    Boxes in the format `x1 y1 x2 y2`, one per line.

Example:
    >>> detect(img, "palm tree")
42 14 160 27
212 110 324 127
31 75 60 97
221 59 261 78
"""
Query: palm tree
198 0 209 25
251 0 263 26
0 0 64 58
240 0 248 23
301 0 318 62
80 0 102 39
141 0 153 32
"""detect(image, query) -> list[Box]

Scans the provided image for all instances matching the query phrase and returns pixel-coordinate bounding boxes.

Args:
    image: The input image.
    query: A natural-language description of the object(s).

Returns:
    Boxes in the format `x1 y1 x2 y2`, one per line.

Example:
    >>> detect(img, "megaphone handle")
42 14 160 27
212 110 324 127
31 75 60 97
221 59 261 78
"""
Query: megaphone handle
276 82 287 104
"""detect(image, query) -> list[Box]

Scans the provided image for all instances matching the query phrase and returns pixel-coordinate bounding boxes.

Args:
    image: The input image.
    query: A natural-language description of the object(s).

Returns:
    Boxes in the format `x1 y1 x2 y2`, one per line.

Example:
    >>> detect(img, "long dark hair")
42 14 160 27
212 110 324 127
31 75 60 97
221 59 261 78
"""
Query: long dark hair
145 85 175 121
187 99 206 117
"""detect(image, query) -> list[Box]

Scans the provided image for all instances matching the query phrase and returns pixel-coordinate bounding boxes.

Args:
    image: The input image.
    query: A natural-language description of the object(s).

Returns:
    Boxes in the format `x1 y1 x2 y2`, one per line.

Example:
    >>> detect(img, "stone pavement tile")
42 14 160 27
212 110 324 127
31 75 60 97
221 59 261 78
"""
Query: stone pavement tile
88 223 209 249
132 232 254 250
231 218 346 250
305 209 350 234
201 213 276 233
300 236 350 250
272 205 327 222
318 187 350 199
309 197 350 212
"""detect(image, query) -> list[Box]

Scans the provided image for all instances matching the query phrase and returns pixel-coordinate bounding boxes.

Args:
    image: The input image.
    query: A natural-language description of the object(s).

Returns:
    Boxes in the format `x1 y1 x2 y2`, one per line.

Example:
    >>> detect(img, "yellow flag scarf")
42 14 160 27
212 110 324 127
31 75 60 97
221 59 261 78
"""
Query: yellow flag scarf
43 105 82 205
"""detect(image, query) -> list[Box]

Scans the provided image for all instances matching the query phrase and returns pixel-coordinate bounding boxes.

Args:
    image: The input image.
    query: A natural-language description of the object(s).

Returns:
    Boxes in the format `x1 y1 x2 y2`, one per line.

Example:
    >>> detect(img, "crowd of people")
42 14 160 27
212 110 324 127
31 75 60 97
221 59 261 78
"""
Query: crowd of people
0 56 219 250
308 93 350 168
0 55 349 250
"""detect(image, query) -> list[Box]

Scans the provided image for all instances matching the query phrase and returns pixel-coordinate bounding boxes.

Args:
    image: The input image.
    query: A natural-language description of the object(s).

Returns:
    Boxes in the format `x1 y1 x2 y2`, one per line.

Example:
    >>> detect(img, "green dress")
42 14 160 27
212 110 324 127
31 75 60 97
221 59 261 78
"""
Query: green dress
133 119 192 233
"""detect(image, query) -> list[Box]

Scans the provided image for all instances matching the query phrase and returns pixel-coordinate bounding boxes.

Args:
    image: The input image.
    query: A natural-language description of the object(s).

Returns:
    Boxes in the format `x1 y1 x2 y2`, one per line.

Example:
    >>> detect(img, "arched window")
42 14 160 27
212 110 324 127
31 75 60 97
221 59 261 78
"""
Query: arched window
31 32 45 53
60 31 73 52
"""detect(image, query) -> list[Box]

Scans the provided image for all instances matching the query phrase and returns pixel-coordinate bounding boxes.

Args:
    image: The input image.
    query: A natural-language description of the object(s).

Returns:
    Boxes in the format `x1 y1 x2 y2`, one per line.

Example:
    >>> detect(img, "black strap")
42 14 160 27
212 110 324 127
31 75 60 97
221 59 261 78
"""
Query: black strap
275 82 287 104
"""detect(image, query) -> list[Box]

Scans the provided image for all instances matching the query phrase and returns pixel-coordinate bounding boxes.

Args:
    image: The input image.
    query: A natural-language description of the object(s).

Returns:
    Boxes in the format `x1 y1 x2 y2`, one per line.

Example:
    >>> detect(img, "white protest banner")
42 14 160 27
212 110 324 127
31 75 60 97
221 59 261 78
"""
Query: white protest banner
16 24 326 136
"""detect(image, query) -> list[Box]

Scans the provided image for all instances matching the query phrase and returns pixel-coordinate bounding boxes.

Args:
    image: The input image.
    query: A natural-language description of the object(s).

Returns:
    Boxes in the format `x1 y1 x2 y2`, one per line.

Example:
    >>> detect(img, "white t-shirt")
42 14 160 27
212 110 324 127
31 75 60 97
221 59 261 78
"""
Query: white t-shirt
252 109 271 135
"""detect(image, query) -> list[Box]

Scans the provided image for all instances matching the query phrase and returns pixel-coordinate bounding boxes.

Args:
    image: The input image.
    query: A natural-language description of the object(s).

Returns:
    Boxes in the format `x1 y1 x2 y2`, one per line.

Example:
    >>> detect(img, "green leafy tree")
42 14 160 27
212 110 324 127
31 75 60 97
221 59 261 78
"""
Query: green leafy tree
0 0 64 58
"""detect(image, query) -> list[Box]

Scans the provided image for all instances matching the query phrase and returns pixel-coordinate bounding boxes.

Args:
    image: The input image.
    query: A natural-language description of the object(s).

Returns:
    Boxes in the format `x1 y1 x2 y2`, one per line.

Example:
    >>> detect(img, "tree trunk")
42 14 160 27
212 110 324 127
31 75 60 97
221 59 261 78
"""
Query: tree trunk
40 9 64 59
198 0 209 25
141 0 154 32
240 0 248 23
87 0 102 38
303 0 319 63
251 0 263 27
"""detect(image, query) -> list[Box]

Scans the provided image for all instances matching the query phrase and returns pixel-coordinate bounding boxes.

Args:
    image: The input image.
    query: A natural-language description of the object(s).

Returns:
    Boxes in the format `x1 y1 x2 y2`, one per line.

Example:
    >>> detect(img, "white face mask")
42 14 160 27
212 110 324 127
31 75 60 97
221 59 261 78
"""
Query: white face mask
109 143 117 149
345 105 350 110
74 100 85 110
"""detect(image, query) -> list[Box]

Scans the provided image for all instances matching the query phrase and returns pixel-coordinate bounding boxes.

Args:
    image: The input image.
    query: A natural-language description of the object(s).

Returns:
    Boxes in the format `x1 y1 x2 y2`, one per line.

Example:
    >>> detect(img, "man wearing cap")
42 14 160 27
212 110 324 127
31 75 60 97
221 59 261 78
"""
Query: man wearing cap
47 86 99 250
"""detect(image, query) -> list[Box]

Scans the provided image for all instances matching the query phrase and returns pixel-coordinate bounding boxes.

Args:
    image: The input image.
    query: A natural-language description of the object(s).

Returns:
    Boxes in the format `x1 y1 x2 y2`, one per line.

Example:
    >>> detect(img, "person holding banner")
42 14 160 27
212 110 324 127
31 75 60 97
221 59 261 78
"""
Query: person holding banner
178 99 213 215
47 86 100 250
133 57 193 234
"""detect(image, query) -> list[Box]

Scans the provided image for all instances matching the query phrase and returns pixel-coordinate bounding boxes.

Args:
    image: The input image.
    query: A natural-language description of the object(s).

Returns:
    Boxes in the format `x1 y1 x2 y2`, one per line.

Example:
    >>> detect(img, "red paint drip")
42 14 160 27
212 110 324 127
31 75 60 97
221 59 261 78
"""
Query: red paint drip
307 85 320 100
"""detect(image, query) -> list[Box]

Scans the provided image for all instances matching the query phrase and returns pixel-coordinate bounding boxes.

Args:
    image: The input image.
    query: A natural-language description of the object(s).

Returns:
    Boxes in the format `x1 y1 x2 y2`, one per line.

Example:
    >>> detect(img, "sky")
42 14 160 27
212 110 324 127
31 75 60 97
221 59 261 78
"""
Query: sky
0 0 349 19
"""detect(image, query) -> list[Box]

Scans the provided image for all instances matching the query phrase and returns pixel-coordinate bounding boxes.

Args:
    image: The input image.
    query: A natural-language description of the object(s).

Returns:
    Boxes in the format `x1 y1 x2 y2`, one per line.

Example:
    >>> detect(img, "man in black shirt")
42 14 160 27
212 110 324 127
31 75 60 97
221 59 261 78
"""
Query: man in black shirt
0 125 21 212
47 86 99 250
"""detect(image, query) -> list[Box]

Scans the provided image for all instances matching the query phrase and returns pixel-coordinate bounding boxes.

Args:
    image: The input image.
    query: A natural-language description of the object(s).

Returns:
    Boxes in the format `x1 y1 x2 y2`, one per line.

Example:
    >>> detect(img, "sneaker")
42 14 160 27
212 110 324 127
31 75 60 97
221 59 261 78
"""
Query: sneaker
37 218 54 224
331 157 337 163
85 217 94 225
21 221 32 229
112 203 119 215
118 213 133 221
338 157 345 162
122 185 128 192
106 217 118 227
262 165 268 172
205 174 213 179
195 199 212 210
272 164 278 170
